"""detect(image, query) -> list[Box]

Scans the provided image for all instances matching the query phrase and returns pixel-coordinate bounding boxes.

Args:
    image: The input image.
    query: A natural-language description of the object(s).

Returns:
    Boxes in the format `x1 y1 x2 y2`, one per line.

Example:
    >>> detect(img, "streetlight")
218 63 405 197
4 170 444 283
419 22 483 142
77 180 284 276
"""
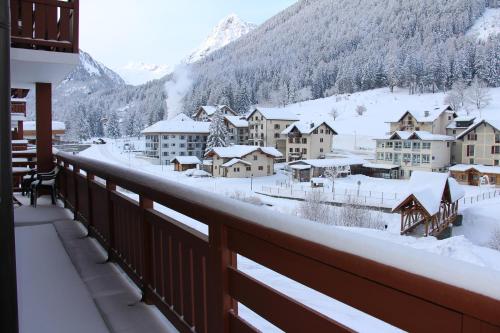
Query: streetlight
250 174 254 191
357 180 361 197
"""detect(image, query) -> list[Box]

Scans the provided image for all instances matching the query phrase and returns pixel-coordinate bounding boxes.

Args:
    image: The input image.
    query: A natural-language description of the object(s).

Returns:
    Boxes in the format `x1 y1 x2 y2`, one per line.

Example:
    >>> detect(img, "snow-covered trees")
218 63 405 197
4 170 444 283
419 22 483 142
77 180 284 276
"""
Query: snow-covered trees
297 191 331 224
205 109 229 152
106 111 121 138
467 77 491 111
355 105 367 116
329 107 339 120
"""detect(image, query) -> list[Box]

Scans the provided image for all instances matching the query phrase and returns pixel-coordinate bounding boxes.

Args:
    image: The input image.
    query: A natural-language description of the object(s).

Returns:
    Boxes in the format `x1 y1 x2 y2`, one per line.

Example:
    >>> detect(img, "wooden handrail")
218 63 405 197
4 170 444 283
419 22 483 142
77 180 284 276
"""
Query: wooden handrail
54 151 500 332
10 0 79 53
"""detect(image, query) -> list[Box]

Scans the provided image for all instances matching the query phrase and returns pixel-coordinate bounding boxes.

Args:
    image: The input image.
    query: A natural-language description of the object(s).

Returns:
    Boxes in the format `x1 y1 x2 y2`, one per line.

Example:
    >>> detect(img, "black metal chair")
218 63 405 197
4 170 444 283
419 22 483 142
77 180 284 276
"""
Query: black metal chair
21 168 37 196
30 166 61 207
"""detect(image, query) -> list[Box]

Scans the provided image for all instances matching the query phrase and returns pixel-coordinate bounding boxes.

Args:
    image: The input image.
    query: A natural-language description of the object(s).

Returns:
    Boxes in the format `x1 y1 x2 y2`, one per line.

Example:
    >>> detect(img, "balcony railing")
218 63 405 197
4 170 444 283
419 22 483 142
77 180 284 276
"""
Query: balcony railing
10 0 79 53
54 151 500 332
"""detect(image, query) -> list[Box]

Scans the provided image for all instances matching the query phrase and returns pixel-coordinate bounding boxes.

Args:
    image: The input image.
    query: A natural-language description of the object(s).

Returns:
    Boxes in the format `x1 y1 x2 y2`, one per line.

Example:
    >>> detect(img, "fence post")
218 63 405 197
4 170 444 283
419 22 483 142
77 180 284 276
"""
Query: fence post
86 173 94 227
106 181 116 257
140 195 153 304
207 222 236 333
73 166 80 221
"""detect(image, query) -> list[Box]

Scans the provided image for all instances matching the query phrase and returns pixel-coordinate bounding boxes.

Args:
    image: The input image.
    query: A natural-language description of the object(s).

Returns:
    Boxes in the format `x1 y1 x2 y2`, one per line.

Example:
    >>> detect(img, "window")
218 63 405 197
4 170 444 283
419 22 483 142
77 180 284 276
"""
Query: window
289 148 293 152
234 168 240 172
320 129 324 134
412 142 421 150
163 152 169 156
171 135 176 139
495 160 499 166
313 129 318 134
466 145 475 157
385 152 393 161
393 153 401 163
412 154 420 164
403 153 411 162
422 142 431 150
320 148 324 152
492 146 500 154
386 142 393 148
180 152 185 156
274 124 280 129
274 133 280 138
295 138 300 143
180 135 185 140
496 134 500 144
302 138 307 144
467 133 477 141
163 144 169 148
394 141 402 149
302 148 307 154
172 143 176 147
253 155 258 160
377 152 384 160
261 124 263 129
469 158 474 164
163 135 169 139
422 154 430 164
295 148 300 152
246 166 251 171
258 166 263 171
188 136 193 141
319 138 323 143
403 141 411 149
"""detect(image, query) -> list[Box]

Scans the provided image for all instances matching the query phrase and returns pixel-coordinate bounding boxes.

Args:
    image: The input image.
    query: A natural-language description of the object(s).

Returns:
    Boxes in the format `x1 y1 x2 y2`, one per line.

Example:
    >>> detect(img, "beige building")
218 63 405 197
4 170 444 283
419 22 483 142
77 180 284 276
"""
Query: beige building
205 145 282 178
455 119 500 166
281 121 337 162
246 107 299 156
192 105 236 121
387 106 456 134
224 116 249 145
446 116 477 164
375 131 454 179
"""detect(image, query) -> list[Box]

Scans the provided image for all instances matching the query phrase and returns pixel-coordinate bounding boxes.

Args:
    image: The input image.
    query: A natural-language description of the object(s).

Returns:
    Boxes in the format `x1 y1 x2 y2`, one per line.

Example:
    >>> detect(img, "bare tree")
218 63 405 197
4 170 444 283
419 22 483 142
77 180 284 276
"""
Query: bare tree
467 78 491 113
332 197 385 229
297 190 331 224
355 104 367 116
329 107 339 120
323 167 339 194
445 79 468 111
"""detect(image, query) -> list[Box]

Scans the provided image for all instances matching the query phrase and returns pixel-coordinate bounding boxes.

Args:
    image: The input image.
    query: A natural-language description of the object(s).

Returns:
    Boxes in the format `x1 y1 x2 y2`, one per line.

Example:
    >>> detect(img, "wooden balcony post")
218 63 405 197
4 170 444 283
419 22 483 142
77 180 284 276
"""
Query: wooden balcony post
140 195 153 304
106 180 116 257
87 173 94 227
35 82 53 172
73 166 79 220
207 223 236 333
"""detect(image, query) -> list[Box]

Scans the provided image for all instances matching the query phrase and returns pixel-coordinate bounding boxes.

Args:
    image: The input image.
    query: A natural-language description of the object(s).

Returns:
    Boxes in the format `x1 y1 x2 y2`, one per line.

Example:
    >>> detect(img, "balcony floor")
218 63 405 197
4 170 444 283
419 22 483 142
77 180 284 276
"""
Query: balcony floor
14 194 178 333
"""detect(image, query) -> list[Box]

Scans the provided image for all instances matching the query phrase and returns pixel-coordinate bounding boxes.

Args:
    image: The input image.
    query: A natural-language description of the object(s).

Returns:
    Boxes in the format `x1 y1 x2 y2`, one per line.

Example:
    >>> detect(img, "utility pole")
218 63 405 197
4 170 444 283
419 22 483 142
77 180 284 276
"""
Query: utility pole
0 1 19 332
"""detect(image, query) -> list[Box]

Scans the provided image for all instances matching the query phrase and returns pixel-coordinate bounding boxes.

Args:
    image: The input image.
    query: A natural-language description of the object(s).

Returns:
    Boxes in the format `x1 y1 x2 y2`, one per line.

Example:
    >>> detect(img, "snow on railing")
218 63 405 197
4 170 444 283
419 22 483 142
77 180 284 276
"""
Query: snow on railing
461 189 500 206
54 151 500 332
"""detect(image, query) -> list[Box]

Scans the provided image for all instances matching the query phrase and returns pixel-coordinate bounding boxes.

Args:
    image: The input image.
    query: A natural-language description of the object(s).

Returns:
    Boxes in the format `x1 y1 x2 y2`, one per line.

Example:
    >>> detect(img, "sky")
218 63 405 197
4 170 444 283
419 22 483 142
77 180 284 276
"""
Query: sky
80 0 297 71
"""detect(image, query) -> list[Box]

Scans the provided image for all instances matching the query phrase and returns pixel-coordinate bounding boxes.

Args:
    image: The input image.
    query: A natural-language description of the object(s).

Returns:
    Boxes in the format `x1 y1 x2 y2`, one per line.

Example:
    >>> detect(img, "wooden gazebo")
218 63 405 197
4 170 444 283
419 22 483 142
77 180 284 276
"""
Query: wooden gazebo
393 171 465 237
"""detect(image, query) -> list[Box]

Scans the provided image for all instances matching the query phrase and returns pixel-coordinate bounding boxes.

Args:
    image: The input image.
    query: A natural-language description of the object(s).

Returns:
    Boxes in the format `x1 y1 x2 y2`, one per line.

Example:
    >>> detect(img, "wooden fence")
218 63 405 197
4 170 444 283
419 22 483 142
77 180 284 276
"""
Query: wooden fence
10 0 79 53
55 152 500 333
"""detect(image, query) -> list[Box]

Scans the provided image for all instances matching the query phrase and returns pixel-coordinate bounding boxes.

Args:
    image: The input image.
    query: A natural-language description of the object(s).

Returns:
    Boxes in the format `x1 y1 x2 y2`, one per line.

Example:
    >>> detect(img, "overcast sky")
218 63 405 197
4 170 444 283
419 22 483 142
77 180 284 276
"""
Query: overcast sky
80 0 296 71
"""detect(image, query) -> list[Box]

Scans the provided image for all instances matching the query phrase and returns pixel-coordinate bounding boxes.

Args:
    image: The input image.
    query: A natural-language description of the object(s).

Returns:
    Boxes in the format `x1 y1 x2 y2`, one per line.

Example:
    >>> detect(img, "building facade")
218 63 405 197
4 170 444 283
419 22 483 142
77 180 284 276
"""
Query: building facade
455 120 500 167
224 116 249 145
192 105 237 122
281 121 337 162
387 106 456 134
247 108 299 156
205 145 282 178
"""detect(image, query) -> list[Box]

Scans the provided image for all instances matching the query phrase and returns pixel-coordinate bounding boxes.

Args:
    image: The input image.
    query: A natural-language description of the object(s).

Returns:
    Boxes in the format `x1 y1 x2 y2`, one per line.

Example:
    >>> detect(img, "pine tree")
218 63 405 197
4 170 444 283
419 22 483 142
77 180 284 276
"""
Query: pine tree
106 110 121 139
205 109 229 152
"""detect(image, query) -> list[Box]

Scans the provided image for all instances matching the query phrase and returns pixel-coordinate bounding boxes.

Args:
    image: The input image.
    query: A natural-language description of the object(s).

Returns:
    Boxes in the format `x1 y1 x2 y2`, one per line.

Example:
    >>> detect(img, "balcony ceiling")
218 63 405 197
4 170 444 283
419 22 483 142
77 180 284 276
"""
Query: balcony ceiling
10 48 79 88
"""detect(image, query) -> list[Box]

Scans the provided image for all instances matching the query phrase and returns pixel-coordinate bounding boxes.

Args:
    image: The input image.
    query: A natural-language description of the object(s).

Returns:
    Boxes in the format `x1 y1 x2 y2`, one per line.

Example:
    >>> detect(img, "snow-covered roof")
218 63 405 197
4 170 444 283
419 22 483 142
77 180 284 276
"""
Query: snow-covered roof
456 119 500 140
142 120 210 134
170 113 193 122
289 157 364 168
207 145 282 158
393 171 464 216
11 114 26 122
23 121 66 131
194 105 234 117
281 120 337 135
290 164 311 170
248 107 299 121
449 164 500 175
362 163 400 170
221 158 252 167
311 178 328 183
170 156 201 165
390 105 454 123
12 139 28 144
202 160 213 165
383 131 455 141
224 116 248 127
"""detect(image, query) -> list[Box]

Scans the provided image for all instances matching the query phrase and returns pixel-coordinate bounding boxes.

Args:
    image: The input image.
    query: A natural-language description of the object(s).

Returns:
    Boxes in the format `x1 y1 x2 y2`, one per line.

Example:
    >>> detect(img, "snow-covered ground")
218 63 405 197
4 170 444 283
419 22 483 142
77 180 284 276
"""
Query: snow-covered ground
77 139 500 332
467 7 500 41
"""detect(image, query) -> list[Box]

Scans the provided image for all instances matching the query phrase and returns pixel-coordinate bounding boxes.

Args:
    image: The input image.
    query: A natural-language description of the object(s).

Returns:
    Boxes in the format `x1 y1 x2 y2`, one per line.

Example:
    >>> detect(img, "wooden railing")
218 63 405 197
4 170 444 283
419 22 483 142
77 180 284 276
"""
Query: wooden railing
10 0 79 53
54 151 500 333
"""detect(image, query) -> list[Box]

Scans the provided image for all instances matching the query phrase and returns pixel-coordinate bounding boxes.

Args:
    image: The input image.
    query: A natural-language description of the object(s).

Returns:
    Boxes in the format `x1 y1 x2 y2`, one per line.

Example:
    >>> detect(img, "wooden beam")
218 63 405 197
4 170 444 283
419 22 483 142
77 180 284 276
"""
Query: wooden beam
35 82 52 172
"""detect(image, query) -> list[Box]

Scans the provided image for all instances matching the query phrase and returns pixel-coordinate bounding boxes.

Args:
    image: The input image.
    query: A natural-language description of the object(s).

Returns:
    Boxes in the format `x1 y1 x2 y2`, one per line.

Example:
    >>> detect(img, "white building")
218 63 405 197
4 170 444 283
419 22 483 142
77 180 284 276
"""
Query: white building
224 116 249 145
142 119 210 164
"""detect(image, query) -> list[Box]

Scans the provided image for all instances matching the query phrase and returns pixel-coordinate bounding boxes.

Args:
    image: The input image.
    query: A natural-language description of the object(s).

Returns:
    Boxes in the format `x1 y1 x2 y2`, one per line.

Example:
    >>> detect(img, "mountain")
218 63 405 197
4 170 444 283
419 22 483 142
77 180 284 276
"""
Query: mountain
116 61 171 86
187 14 257 63
183 0 500 114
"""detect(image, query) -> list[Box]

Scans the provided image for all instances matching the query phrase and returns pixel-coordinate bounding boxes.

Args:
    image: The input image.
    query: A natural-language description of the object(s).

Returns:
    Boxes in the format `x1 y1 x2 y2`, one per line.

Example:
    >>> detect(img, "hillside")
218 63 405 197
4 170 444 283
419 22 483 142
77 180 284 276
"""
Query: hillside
183 0 500 113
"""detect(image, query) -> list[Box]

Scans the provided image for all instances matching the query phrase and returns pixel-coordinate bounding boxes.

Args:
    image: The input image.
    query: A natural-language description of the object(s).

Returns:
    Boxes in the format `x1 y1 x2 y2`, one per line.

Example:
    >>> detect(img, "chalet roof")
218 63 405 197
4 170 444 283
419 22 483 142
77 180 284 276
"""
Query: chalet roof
194 105 235 117
281 120 338 135
289 157 364 168
221 158 252 167
141 120 210 134
389 105 454 123
170 156 201 165
383 130 454 141
456 119 500 140
247 107 299 121
224 116 249 128
206 145 282 159
393 171 464 216
24 121 66 131
170 113 192 122
449 164 500 175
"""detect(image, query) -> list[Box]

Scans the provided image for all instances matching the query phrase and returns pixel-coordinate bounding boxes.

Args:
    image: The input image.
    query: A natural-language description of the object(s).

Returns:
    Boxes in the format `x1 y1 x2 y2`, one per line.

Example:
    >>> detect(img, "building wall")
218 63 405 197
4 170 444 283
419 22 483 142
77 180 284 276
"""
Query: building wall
145 132 208 164
248 110 295 155
212 151 274 178
460 123 500 166
227 123 249 145
389 111 453 134
375 139 452 178
451 170 500 186
285 124 333 161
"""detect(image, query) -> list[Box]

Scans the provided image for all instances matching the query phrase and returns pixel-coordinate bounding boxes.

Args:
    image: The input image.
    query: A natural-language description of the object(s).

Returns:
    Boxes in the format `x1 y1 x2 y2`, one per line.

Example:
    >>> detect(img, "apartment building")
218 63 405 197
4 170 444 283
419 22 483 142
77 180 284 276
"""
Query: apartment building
446 116 477 164
281 120 337 162
387 106 456 134
205 145 282 178
192 105 237 121
455 119 500 166
142 119 210 164
224 116 249 145
247 107 299 156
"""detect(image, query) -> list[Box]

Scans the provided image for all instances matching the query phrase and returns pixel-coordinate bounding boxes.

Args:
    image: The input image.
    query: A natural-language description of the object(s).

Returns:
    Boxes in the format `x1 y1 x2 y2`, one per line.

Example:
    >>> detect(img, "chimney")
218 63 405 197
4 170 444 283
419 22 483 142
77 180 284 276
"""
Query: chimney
310 122 314 128
424 110 430 117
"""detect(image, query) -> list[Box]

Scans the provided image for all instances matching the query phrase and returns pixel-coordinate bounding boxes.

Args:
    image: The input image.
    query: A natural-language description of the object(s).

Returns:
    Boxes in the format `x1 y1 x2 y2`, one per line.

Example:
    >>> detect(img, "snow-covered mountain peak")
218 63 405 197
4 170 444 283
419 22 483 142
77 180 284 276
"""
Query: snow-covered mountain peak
117 62 171 85
77 50 125 86
187 14 257 63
